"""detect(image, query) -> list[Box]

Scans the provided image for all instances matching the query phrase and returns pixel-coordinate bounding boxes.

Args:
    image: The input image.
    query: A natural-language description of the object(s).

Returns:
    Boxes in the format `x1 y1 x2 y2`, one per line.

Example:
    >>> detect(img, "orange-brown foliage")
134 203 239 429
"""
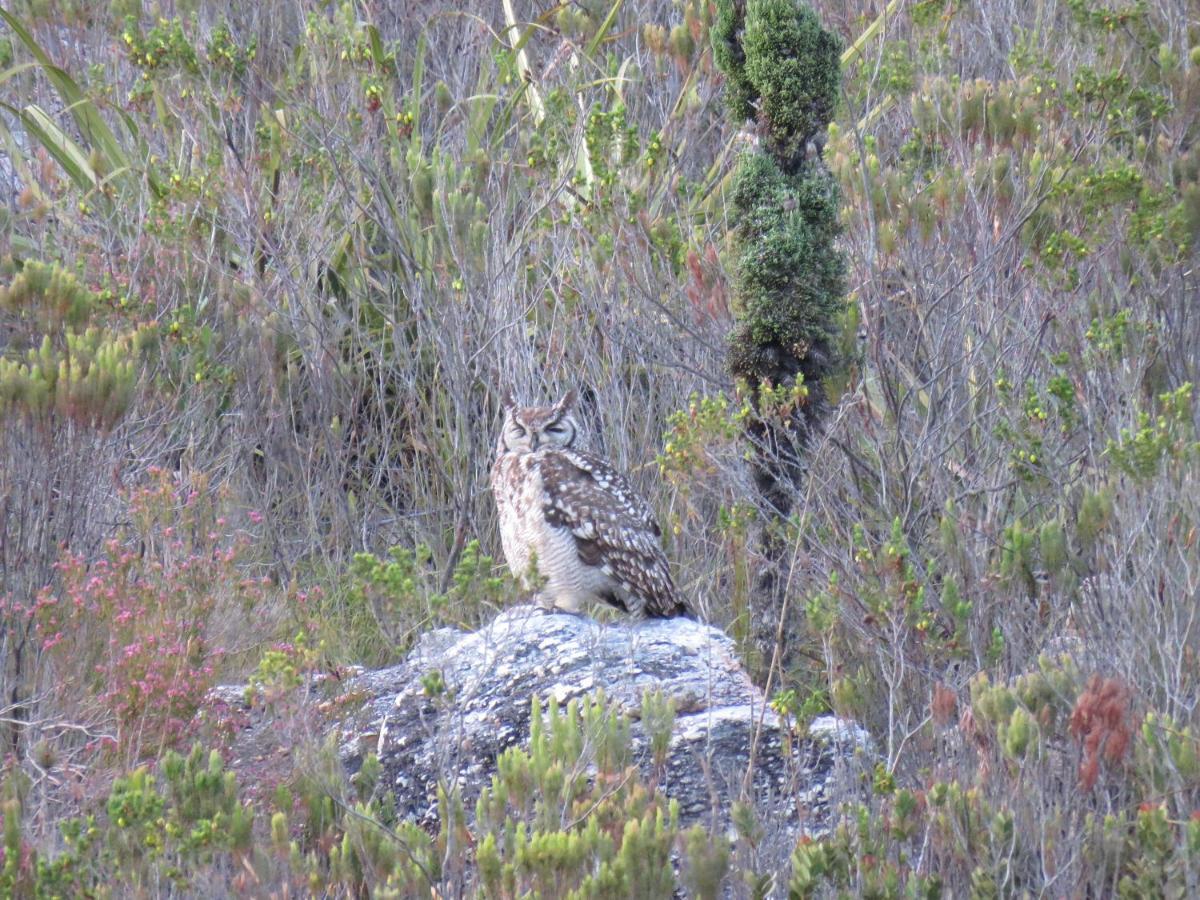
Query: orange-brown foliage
1069 675 1134 792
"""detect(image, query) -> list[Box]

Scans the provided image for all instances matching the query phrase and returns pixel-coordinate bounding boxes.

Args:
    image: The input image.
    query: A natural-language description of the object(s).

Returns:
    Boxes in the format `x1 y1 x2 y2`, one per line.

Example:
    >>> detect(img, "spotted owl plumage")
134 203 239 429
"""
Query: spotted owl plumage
490 390 688 618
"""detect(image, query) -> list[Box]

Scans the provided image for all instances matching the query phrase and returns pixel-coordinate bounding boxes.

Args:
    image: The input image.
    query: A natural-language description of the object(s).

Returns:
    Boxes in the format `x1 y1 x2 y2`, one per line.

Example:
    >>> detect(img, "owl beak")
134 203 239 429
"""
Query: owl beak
530 433 540 450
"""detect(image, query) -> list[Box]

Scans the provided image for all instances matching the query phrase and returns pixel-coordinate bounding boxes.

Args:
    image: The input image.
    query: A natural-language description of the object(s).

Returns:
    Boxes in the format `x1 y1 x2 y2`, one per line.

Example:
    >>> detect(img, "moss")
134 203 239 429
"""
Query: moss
715 0 842 166
726 138 845 388
712 1 754 122
714 1 845 395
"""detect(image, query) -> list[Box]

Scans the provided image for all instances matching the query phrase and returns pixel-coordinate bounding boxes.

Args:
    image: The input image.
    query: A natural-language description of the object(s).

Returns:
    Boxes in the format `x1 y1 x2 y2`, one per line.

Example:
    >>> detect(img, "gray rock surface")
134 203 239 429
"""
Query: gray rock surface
336 605 870 838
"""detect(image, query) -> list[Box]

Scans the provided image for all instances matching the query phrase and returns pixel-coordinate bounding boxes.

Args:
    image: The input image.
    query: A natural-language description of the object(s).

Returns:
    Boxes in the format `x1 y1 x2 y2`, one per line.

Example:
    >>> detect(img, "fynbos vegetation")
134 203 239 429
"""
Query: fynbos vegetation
713 0 847 670
0 0 1198 895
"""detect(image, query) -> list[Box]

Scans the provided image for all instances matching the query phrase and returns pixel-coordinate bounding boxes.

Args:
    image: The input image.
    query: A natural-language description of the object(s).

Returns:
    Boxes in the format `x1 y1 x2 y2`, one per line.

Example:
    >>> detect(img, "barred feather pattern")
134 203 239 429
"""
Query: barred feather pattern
490 394 688 619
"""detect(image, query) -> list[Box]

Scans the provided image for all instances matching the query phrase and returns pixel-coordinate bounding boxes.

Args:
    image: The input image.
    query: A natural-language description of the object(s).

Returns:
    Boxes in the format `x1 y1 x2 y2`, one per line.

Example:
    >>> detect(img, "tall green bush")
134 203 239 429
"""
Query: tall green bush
713 0 846 667
715 0 845 509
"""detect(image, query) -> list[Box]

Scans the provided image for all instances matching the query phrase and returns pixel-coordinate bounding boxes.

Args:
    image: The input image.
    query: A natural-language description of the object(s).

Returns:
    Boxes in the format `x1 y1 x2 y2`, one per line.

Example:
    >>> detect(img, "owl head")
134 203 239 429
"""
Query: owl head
498 389 579 453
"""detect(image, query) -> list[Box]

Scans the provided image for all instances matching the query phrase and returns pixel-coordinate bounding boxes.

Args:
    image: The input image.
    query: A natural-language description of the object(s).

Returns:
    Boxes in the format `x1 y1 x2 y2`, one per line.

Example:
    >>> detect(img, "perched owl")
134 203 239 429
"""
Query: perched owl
490 390 689 618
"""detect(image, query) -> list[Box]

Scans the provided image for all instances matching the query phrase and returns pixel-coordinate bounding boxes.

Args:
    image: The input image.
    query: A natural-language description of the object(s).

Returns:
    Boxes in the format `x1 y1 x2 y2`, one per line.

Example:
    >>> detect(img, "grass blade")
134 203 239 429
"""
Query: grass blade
584 0 625 58
0 7 133 181
501 0 544 123
2 101 96 191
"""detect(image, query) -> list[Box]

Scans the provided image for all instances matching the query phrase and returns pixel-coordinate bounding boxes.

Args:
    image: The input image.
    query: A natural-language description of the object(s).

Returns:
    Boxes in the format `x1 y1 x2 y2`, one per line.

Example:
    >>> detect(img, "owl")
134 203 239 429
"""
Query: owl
490 390 689 618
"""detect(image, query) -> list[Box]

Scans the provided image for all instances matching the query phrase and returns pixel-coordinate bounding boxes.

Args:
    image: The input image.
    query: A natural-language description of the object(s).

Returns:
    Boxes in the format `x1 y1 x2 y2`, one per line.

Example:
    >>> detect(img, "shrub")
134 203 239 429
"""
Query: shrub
726 152 845 391
0 260 156 750
0 691 737 896
30 468 265 759
713 0 847 672
790 660 1200 896
716 0 846 405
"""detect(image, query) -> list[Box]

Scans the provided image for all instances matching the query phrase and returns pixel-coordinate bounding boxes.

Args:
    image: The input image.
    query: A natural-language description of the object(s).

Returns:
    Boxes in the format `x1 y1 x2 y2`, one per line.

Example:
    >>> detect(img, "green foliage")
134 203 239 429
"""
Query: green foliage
583 101 640 190
121 15 199 74
716 0 846 392
712 1 754 122
474 691 686 897
659 391 749 484
0 259 96 329
714 0 842 159
1106 383 1197 480
0 690 732 895
0 328 143 429
336 540 516 666
0 745 254 896
682 825 731 898
792 660 1200 896
0 261 154 429
640 689 677 768
245 630 323 706
712 0 847 627
727 152 846 385
711 0 847 671
741 0 842 163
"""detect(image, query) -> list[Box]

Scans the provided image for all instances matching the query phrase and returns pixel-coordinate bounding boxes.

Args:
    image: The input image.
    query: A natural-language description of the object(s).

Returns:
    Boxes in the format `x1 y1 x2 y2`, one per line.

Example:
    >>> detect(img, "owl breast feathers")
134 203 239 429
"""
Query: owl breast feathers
490 390 689 619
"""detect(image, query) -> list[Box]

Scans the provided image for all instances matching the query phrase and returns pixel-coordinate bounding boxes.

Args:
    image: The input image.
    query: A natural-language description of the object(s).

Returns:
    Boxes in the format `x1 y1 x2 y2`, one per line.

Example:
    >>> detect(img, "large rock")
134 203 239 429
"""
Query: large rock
336 605 870 839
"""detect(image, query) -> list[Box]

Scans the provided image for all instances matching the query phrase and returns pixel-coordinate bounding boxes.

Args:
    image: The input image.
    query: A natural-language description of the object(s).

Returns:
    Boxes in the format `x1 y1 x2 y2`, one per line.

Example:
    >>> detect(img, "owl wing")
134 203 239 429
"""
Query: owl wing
538 448 688 618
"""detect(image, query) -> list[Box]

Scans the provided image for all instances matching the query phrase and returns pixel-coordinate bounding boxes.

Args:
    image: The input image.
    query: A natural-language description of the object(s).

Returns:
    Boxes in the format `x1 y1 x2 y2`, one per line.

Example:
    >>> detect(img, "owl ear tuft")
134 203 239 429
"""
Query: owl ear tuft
554 389 578 414
501 388 517 411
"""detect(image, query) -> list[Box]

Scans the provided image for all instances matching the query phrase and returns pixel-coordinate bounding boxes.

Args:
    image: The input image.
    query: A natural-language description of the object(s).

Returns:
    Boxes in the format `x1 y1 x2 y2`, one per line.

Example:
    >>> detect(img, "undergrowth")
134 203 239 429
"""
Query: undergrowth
0 0 1197 894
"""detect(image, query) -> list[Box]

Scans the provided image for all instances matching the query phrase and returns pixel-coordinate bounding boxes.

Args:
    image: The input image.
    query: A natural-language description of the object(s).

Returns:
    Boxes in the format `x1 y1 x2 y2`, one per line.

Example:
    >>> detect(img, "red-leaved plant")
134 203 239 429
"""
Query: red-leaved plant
1070 675 1134 792
31 468 265 759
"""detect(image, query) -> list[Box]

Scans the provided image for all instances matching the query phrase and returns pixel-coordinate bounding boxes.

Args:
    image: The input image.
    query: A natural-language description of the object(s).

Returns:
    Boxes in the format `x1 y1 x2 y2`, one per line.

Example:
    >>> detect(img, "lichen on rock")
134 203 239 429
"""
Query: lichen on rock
336 605 870 841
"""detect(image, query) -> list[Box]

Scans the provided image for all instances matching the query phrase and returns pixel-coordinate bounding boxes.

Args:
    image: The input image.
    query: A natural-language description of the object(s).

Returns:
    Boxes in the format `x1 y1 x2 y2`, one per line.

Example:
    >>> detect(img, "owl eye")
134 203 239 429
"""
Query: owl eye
545 420 575 446
511 424 527 437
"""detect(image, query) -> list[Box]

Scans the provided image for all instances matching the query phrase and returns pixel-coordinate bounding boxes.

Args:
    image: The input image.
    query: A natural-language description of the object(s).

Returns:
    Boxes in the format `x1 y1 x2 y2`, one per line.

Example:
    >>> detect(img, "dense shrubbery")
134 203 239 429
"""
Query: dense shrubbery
714 0 848 671
31 469 264 759
0 0 1198 894
1 693 740 897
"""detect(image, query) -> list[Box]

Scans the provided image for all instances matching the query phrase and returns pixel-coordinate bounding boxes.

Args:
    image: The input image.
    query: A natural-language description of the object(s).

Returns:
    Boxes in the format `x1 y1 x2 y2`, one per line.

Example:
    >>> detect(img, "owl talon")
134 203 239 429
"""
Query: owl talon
533 597 583 618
